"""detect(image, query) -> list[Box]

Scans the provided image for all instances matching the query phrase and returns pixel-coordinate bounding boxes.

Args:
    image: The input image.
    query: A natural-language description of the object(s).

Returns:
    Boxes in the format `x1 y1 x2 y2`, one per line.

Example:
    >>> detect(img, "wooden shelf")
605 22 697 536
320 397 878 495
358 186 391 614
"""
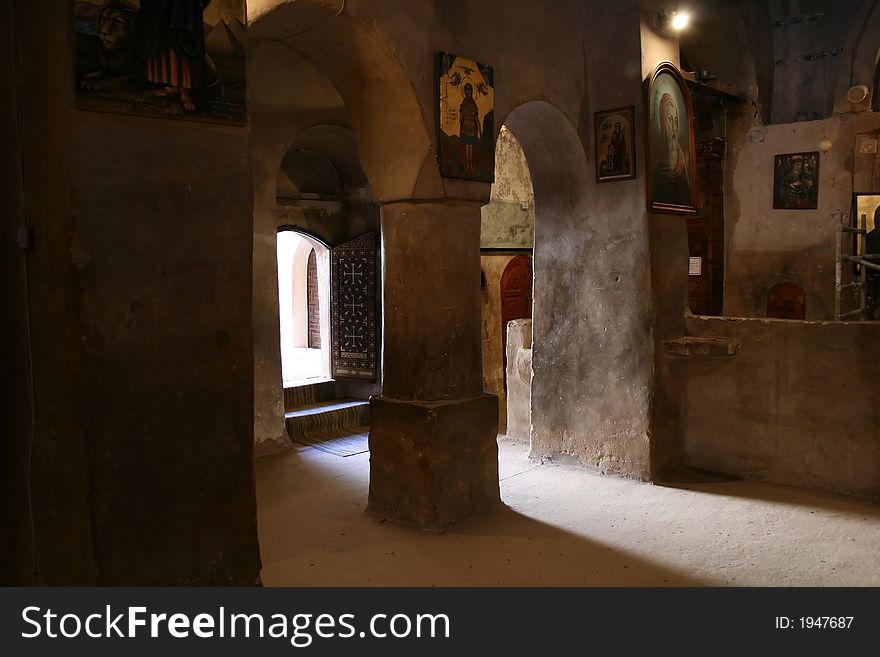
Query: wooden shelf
662 336 740 357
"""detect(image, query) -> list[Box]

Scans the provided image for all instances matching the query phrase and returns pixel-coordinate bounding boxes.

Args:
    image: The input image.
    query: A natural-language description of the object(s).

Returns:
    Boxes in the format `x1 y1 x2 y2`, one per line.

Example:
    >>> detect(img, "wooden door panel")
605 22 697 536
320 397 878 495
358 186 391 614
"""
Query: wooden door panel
330 232 378 381
500 255 533 384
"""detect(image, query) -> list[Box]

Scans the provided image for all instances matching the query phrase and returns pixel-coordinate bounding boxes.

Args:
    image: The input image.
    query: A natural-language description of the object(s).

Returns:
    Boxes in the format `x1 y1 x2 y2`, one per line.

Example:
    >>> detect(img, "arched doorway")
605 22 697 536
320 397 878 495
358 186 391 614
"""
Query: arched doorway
276 230 331 386
479 125 536 434
501 101 616 463
250 1 437 457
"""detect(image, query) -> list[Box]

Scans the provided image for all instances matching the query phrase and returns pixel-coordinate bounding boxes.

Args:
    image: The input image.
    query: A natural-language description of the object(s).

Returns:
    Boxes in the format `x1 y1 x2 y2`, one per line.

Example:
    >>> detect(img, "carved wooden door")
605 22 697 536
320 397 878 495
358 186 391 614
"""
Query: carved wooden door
500 255 533 384
330 233 378 381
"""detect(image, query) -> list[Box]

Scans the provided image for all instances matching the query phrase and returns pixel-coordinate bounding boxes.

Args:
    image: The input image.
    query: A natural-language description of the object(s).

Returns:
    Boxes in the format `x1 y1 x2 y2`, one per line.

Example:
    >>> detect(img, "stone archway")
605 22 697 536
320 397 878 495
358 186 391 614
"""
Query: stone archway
248 0 437 453
249 0 439 202
502 100 652 478
250 1 497 531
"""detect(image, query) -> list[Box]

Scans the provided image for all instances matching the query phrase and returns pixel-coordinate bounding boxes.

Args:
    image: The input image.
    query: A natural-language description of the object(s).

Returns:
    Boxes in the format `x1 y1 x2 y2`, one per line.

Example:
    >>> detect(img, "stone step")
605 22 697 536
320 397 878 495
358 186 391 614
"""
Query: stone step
283 381 336 412
285 399 370 440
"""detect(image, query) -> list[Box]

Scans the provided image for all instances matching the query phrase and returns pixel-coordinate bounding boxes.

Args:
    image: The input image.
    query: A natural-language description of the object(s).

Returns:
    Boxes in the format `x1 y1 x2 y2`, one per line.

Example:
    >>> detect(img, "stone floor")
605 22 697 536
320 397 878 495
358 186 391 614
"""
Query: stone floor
255 437 880 586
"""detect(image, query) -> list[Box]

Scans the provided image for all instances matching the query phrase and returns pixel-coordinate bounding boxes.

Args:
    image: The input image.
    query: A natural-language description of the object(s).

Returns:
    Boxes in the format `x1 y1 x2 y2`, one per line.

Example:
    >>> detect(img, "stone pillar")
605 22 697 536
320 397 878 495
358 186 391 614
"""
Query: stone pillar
369 200 500 530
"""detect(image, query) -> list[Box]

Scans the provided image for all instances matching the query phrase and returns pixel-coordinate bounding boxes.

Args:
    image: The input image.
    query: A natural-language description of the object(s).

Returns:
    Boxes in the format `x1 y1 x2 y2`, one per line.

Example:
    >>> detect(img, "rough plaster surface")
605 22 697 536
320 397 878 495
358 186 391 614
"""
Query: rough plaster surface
769 0 861 124
481 202 535 250
725 113 880 320
70 113 261 584
480 126 535 249
649 215 691 476
3 0 96 583
505 319 532 443
682 315 880 499
525 2 653 479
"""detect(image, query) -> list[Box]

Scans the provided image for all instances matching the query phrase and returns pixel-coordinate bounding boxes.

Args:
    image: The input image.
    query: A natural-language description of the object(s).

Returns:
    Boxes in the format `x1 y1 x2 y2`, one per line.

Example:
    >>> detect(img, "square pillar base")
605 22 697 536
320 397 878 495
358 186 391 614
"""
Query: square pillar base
368 394 500 531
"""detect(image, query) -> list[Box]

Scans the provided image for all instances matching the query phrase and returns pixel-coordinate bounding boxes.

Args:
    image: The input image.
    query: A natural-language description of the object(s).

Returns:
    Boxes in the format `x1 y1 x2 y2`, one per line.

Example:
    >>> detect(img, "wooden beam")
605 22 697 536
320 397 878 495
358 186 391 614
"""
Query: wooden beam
682 71 749 102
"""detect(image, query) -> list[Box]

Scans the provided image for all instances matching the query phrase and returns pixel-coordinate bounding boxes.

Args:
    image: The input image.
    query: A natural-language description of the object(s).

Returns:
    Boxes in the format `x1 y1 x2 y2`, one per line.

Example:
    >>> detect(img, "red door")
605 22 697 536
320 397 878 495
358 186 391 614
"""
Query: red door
500 255 533 386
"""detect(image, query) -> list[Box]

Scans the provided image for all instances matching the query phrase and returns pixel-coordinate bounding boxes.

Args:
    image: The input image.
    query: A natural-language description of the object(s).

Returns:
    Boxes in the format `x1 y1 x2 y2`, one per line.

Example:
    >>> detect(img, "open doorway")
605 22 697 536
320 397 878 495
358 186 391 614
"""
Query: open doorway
276 230 331 387
479 125 535 437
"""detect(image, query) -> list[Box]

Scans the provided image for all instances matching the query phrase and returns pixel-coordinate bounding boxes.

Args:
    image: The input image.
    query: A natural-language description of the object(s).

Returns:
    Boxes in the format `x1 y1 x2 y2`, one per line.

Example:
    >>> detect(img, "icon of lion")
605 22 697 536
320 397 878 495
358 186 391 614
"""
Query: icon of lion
81 0 141 92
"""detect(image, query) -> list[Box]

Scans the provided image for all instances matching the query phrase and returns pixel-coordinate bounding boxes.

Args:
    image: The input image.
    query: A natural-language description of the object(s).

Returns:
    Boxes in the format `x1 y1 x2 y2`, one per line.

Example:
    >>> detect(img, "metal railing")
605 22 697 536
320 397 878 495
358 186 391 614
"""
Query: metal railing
835 212 880 320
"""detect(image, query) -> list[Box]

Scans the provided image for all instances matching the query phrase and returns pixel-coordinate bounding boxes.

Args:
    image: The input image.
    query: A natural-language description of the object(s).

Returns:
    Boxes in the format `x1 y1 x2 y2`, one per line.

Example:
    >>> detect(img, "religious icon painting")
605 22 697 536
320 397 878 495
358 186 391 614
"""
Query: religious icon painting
773 152 820 210
645 62 698 214
73 0 247 124
438 51 495 183
595 106 636 183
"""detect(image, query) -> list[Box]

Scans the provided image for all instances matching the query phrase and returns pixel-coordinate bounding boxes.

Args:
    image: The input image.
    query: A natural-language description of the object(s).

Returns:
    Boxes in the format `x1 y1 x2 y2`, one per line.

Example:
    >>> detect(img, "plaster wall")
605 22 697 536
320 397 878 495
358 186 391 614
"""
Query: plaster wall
643 1 688 476
2 0 96 583
68 111 260 584
4 0 260 585
724 112 880 320
769 0 862 124
681 315 880 499
524 1 654 477
480 126 535 249
679 0 765 111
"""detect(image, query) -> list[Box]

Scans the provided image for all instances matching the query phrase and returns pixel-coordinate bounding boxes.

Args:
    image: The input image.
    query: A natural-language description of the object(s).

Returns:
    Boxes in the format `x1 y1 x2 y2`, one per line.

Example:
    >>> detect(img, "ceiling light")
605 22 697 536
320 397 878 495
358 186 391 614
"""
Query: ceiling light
654 9 691 37
670 11 690 31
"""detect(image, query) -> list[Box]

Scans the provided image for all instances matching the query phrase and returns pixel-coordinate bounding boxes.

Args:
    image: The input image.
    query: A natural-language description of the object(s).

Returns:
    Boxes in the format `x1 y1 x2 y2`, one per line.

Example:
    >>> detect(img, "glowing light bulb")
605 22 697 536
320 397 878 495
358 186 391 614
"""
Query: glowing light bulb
671 11 690 32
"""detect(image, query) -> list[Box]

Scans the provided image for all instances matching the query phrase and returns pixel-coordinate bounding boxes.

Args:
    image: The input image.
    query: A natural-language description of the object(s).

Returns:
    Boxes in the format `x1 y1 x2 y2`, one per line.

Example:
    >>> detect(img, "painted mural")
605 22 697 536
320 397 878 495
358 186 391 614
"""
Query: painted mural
73 0 247 124
438 51 495 182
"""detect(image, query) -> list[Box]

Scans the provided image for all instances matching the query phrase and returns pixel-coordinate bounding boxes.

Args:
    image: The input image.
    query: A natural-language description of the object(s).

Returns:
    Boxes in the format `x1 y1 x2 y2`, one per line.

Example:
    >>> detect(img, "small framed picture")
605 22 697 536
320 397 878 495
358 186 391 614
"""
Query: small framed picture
645 62 697 214
773 152 819 210
594 106 635 183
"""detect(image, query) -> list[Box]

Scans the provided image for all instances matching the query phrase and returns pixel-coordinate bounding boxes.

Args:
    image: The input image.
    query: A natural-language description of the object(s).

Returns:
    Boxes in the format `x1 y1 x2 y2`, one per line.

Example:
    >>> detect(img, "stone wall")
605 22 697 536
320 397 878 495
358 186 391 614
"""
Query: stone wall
678 315 880 499
480 126 535 249
2 0 261 585
505 320 533 443
724 112 880 320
